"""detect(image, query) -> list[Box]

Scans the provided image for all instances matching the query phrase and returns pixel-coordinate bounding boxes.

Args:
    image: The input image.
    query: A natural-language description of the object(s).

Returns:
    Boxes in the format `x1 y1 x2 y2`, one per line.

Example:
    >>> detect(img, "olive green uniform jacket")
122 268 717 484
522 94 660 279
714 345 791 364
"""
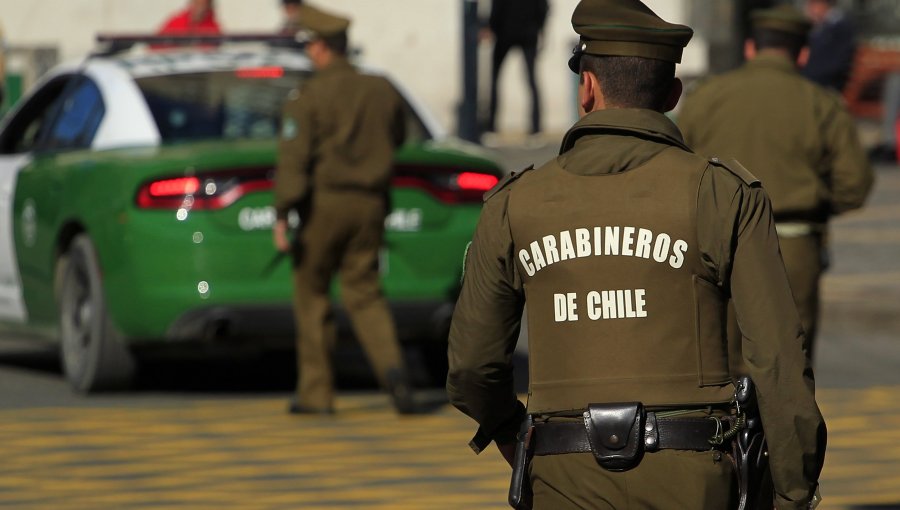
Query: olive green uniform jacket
274 57 406 219
677 52 873 357
447 109 826 508
678 52 872 222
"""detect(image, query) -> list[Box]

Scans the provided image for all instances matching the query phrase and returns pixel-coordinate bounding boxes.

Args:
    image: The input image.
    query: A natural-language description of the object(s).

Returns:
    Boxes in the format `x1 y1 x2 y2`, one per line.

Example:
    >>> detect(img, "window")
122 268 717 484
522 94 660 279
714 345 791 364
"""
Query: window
135 70 433 145
42 78 105 151
137 71 310 144
0 77 70 155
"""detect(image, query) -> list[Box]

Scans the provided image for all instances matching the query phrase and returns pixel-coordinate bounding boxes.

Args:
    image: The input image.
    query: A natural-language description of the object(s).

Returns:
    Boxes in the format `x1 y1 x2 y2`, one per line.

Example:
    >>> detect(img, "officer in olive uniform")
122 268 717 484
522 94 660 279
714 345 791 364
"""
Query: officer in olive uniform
447 1 826 508
678 5 873 360
273 4 414 415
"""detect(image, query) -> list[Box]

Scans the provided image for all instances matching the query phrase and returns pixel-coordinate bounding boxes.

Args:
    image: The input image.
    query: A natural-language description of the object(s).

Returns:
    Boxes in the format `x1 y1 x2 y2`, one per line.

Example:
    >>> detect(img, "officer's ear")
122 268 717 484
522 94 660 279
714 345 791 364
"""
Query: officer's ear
579 70 604 116
662 77 682 113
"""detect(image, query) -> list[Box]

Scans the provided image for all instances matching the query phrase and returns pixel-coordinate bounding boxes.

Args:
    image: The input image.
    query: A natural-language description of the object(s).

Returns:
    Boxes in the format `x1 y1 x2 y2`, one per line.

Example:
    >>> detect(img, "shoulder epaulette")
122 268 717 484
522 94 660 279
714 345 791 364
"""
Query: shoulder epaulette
483 164 535 202
708 157 760 187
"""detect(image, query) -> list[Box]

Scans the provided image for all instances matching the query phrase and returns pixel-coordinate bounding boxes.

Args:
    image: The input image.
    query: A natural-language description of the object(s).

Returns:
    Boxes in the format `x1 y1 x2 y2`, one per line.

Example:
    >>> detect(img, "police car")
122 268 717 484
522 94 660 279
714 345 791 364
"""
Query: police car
0 35 502 392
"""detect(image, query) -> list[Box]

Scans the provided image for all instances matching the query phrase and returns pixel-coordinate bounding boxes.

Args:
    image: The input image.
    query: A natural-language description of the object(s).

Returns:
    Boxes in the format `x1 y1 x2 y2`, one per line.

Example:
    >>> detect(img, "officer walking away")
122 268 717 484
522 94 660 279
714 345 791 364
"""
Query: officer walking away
447 0 825 508
679 5 874 360
273 4 416 415
484 0 549 138
801 0 857 92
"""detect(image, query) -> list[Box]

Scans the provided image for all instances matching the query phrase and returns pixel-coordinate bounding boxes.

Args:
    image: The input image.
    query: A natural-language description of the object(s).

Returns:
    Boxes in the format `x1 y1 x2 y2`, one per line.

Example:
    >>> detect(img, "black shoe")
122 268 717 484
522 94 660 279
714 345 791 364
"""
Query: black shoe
386 370 417 415
287 399 335 415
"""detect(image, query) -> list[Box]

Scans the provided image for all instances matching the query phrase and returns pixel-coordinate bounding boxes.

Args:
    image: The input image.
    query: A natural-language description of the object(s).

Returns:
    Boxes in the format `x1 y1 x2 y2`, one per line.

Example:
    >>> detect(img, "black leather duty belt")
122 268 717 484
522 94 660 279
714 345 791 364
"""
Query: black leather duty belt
533 414 729 456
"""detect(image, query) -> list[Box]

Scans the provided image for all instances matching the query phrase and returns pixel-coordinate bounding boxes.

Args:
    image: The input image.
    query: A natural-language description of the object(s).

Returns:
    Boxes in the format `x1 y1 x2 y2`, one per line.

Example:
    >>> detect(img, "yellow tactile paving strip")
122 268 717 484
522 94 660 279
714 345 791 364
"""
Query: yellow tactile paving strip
0 388 897 509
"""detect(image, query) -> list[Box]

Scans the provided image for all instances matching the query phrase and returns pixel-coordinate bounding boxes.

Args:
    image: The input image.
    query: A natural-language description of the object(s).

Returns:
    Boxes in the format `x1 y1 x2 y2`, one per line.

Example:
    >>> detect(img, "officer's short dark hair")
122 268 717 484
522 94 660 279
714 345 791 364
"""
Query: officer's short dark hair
579 55 676 111
752 28 807 60
321 33 348 55
282 0 302 5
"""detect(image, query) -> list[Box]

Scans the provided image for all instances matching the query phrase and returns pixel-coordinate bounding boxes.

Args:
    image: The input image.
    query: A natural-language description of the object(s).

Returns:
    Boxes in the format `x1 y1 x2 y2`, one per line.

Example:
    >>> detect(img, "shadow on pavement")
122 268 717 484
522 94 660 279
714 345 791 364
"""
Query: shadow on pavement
0 345 61 373
0 337 530 397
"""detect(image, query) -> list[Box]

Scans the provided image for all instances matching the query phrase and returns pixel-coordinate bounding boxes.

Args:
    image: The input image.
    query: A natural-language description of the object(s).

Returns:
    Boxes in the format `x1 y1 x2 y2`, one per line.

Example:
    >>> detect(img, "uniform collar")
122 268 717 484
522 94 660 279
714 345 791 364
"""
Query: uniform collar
746 52 798 73
559 108 690 155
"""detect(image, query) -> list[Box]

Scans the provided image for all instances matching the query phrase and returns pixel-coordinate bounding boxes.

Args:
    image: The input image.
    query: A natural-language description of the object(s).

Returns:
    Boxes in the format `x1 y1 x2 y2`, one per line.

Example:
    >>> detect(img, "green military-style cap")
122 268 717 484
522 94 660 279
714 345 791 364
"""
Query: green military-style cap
297 4 350 39
568 0 694 73
750 4 812 37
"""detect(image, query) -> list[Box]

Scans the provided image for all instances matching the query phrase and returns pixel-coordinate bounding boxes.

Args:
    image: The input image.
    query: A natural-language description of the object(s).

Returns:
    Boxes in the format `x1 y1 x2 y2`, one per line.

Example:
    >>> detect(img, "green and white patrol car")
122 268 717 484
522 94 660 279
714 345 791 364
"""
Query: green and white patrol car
0 35 502 392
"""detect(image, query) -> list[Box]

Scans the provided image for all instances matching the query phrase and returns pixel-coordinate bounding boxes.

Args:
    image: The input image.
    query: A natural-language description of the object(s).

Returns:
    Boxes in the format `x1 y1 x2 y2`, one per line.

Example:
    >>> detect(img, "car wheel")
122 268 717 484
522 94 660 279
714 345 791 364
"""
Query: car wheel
58 235 136 392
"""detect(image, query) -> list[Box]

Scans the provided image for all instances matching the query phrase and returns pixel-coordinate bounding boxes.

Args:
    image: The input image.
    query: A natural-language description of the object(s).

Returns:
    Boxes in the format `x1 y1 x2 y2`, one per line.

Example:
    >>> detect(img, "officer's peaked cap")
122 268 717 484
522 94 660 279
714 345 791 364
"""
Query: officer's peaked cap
297 4 350 39
750 5 812 37
568 0 693 73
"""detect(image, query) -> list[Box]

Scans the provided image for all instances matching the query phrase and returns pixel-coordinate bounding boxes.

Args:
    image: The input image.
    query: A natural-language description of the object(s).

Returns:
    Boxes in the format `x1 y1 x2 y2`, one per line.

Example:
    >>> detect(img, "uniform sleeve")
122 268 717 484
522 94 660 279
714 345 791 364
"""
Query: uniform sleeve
821 98 874 215
698 168 826 509
447 189 526 453
274 92 315 221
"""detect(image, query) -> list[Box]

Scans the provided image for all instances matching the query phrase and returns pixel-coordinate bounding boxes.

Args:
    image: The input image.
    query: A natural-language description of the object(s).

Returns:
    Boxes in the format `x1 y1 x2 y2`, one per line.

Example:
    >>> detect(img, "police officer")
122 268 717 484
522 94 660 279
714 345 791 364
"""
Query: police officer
273 4 414 415
447 0 825 508
678 5 873 360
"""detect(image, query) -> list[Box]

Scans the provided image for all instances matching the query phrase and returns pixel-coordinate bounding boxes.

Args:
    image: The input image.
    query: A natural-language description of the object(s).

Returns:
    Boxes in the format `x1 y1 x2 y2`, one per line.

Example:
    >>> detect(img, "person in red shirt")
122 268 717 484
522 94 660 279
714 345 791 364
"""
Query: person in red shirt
159 0 221 35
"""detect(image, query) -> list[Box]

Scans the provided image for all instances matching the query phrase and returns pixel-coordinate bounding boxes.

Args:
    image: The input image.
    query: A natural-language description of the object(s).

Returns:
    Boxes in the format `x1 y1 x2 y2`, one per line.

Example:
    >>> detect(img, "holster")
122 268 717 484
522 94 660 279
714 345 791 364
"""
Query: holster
734 376 775 510
508 414 534 510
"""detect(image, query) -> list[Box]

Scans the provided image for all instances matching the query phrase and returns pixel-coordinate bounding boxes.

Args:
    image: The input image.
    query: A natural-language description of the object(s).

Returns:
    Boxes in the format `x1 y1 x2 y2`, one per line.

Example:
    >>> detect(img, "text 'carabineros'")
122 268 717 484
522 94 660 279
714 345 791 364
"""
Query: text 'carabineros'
518 226 689 277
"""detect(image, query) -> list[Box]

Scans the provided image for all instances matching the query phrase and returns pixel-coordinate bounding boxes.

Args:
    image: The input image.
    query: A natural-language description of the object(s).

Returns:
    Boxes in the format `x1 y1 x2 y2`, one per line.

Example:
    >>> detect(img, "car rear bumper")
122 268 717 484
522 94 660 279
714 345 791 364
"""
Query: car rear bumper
164 300 455 347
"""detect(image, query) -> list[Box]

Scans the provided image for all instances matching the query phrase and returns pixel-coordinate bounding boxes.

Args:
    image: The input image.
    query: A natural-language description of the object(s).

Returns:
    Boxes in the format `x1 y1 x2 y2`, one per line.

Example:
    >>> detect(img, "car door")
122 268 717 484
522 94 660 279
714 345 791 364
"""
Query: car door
0 74 73 322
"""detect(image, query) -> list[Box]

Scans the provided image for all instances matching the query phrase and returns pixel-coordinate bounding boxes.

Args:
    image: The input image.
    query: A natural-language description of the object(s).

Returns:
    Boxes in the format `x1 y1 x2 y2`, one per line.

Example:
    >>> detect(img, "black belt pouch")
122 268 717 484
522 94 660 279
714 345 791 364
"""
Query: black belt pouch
583 402 644 471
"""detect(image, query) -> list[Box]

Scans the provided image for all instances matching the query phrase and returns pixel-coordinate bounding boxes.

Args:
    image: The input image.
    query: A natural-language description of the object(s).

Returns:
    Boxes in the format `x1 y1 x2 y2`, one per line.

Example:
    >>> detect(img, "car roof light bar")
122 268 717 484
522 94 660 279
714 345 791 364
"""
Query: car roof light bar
93 33 308 56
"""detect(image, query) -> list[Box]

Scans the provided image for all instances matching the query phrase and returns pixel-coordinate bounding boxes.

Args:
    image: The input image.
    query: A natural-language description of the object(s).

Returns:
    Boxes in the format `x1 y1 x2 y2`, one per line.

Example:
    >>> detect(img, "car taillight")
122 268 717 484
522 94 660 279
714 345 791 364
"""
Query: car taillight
456 172 499 191
235 66 285 79
136 168 273 210
148 177 201 197
392 166 501 204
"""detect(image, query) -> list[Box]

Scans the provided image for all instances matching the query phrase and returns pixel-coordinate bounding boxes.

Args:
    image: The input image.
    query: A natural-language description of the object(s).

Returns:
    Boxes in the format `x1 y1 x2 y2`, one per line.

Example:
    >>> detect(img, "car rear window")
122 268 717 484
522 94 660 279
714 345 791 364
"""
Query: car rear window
136 70 304 143
135 70 431 145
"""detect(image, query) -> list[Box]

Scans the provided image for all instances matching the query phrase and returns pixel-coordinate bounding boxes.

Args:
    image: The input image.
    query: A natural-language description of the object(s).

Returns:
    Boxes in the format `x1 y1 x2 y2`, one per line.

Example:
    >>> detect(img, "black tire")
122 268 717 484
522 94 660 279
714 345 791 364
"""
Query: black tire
58 235 135 392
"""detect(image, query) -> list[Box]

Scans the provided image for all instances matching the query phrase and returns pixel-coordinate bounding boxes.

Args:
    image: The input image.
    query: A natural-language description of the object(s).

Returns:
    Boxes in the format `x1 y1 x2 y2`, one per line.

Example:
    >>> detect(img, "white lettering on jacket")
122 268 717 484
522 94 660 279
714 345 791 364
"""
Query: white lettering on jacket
518 226 689 275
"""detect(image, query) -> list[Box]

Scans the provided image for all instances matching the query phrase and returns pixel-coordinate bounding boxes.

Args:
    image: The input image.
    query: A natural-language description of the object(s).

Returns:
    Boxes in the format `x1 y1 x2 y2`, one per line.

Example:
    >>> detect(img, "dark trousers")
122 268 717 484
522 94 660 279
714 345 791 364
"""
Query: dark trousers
488 37 541 134
531 450 736 508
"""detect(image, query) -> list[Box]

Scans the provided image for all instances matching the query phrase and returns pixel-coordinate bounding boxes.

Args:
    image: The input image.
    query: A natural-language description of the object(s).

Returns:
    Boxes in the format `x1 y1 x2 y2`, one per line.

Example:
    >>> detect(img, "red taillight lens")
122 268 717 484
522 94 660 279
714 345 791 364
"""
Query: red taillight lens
148 177 200 197
456 172 499 191
391 166 502 204
235 66 285 79
136 168 273 210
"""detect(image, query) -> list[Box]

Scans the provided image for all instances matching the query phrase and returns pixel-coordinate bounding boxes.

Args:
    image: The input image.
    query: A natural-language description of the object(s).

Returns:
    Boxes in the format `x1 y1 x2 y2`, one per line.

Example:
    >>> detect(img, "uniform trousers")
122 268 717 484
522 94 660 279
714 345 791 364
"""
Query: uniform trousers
529 450 736 509
291 190 405 410
777 233 824 359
